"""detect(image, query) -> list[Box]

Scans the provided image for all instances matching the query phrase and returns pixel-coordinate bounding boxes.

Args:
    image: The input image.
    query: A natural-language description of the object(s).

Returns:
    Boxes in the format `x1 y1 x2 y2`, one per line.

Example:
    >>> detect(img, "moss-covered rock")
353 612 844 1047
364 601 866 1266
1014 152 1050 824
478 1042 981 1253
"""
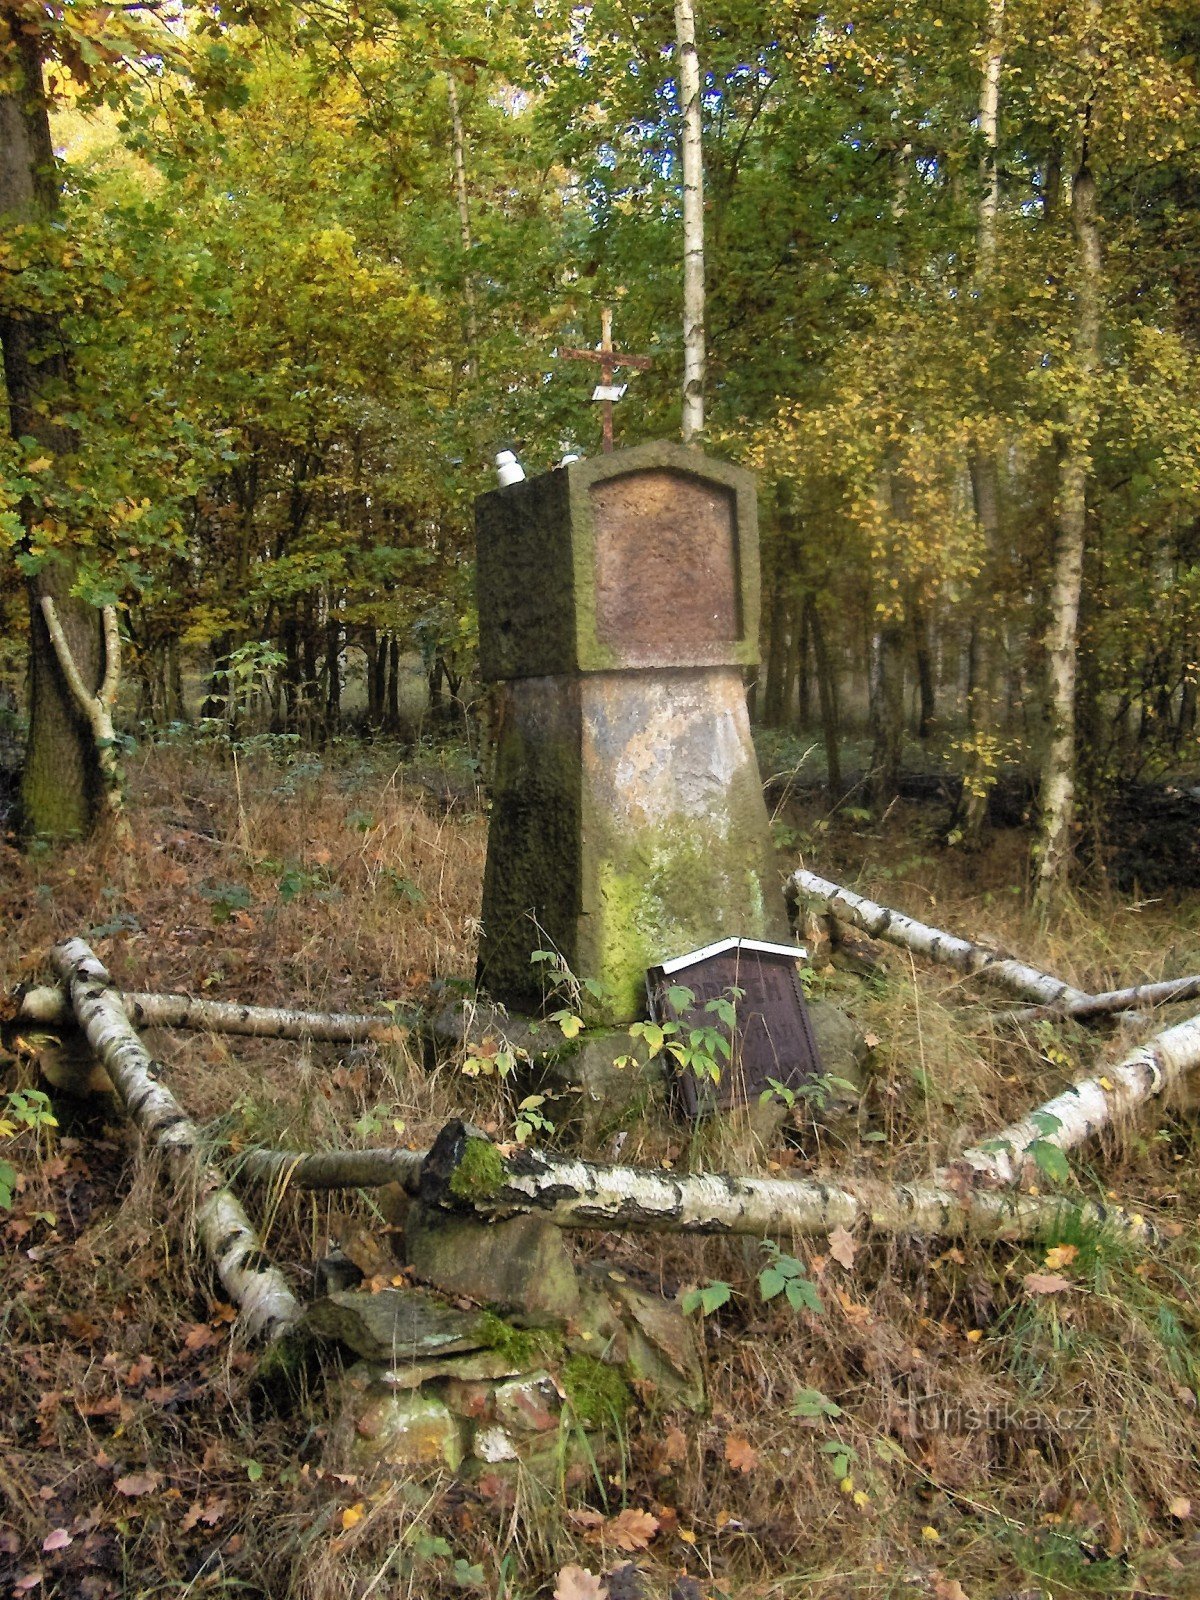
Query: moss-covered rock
405 1203 581 1324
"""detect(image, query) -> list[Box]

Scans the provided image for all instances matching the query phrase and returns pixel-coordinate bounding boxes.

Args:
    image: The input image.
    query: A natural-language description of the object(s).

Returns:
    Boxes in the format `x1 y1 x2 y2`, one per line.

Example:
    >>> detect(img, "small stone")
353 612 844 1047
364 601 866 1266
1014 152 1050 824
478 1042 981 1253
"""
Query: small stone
443 1378 496 1420
493 1372 561 1433
404 1203 580 1323
473 1425 518 1463
352 1392 464 1472
305 1286 490 1363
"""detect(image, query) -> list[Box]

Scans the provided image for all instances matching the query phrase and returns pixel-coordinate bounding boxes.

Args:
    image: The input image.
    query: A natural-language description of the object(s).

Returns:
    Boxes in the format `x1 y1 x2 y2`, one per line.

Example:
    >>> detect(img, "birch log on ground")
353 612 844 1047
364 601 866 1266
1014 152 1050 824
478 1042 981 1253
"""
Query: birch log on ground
50 940 301 1341
788 868 1091 1008
237 1144 426 1193
1008 975 1200 1026
229 1005 1200 1241
955 1009 1200 1185
411 1120 1144 1241
14 984 407 1043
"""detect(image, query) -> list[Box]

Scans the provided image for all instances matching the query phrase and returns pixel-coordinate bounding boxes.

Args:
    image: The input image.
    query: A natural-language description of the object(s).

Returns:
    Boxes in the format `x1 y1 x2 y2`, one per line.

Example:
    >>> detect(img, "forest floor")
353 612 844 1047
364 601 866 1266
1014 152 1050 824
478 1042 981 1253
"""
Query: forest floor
2 737 1200 1600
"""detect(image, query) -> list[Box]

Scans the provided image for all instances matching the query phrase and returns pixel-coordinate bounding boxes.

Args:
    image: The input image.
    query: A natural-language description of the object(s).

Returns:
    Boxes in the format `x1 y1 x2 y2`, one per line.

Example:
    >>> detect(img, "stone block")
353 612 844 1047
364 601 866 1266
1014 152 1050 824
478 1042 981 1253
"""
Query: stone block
305 1286 490 1363
351 1390 465 1473
404 1203 581 1324
478 668 786 1022
493 1371 562 1433
476 442 759 681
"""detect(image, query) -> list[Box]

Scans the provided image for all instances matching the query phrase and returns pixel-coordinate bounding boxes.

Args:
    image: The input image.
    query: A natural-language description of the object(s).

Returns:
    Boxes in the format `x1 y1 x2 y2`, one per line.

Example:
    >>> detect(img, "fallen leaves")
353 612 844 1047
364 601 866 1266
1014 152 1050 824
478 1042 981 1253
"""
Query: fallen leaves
570 1508 660 1552
723 1435 759 1474
827 1225 858 1270
1023 1272 1073 1296
41 1529 71 1552
114 1470 160 1498
607 1510 660 1552
1042 1243 1078 1272
555 1566 608 1600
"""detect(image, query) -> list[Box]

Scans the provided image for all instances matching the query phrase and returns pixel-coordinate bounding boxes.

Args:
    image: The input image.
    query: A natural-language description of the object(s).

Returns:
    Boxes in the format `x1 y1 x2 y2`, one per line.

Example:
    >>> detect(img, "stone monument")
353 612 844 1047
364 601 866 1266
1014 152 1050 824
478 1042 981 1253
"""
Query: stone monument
475 440 786 1025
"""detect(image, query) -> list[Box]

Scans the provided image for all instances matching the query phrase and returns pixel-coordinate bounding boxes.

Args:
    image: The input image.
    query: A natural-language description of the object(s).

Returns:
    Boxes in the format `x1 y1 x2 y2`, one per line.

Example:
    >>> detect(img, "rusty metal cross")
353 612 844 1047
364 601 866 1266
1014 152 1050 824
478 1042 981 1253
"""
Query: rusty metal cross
557 306 653 453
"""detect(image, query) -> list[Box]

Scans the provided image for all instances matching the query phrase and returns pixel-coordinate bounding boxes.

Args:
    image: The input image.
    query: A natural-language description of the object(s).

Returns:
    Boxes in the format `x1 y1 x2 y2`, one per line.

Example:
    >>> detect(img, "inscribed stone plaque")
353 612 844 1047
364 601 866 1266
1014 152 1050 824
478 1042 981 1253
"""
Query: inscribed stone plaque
474 440 760 680
591 470 740 650
647 938 823 1117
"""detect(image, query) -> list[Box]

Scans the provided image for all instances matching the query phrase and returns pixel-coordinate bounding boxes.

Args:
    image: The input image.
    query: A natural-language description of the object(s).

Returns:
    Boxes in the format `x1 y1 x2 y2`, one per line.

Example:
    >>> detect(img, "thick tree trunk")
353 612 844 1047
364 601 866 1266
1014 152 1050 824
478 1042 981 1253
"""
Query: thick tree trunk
0 28 106 841
868 618 905 811
50 941 300 1341
788 869 1091 1008
911 601 935 739
1035 131 1102 909
675 0 705 440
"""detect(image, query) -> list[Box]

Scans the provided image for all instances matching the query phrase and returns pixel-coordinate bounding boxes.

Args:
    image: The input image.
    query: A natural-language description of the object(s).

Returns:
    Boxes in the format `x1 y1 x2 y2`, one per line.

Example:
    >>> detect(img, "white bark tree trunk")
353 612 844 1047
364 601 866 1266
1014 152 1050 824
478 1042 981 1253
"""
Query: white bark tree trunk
1010 975 1200 1025
50 940 301 1342
38 598 128 837
238 1144 424 1193
957 1010 1200 1185
675 0 705 441
15 983 406 1043
788 868 1091 1007
412 1121 1146 1242
446 71 478 382
961 0 1006 845
1035 26 1103 910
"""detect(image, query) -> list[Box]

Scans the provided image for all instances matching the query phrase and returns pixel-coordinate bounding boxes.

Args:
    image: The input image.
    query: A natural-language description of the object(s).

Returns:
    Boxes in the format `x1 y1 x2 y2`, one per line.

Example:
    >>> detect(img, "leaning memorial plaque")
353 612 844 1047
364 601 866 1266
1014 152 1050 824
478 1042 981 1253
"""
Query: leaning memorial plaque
646 937 824 1118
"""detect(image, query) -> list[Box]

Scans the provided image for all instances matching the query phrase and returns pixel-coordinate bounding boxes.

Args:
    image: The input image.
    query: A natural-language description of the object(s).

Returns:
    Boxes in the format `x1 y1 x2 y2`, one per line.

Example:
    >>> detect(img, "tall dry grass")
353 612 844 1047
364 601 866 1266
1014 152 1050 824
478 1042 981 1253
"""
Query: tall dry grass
2 744 1199 1599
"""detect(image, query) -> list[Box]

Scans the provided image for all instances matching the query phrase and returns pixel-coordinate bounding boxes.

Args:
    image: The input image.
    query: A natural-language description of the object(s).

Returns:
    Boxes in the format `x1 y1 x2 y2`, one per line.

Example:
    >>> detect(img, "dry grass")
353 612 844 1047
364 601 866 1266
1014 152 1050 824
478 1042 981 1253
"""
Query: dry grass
2 743 1200 1599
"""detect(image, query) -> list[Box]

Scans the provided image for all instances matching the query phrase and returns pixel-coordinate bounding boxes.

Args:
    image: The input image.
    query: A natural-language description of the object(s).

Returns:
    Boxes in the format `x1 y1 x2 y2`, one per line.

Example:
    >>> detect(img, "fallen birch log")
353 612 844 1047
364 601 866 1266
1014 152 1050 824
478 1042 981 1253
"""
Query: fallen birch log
955 1008 1200 1185
1009 975 1200 1026
413 1120 1143 1240
788 868 1091 1008
231 1125 1144 1241
51 940 301 1342
14 984 406 1044
237 1144 426 1193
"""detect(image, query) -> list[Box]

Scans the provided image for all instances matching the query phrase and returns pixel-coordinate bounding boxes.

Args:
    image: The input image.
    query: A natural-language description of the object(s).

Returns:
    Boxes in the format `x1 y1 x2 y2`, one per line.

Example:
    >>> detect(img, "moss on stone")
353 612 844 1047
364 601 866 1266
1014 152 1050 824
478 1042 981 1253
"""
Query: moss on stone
561 1353 632 1428
448 1137 506 1202
478 1312 560 1370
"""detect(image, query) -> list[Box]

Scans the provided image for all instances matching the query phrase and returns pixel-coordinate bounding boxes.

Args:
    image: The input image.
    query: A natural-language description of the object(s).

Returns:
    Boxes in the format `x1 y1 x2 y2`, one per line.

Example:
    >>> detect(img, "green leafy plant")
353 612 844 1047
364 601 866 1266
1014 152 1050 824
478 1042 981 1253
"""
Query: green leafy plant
759 1240 823 1314
512 1094 553 1144
682 1280 732 1317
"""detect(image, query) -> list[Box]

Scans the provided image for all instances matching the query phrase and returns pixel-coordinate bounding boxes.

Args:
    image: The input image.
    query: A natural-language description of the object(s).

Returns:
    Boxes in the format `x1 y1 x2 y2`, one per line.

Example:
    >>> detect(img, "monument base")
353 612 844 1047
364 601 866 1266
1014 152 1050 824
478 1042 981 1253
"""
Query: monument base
478 667 786 1024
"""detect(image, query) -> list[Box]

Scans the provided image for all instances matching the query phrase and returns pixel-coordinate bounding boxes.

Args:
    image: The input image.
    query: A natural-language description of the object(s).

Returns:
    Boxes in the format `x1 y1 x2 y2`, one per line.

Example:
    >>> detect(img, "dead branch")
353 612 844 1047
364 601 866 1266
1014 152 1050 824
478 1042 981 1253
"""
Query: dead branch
788 868 1091 1008
15 984 406 1044
50 939 300 1342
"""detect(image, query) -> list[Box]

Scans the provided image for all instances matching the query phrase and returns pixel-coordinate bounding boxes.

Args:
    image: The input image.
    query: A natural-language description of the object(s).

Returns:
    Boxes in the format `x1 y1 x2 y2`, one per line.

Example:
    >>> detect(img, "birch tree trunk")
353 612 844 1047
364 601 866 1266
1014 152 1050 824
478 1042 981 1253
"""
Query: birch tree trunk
675 0 705 441
446 71 479 382
1035 26 1103 910
958 0 1006 845
50 941 300 1341
788 868 1091 1007
1010 975 1200 1026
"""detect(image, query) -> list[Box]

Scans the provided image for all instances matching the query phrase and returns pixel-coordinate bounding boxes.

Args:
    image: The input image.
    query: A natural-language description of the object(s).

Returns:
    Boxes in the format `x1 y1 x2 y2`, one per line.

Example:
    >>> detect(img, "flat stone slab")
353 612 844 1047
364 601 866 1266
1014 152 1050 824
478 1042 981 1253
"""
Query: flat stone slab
305 1287 492 1363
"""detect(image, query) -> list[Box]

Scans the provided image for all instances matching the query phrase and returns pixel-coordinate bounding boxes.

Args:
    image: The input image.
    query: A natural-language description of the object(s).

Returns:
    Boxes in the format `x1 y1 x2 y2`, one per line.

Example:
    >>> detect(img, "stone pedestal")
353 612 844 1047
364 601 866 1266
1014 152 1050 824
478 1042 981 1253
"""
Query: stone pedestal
476 441 785 1023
